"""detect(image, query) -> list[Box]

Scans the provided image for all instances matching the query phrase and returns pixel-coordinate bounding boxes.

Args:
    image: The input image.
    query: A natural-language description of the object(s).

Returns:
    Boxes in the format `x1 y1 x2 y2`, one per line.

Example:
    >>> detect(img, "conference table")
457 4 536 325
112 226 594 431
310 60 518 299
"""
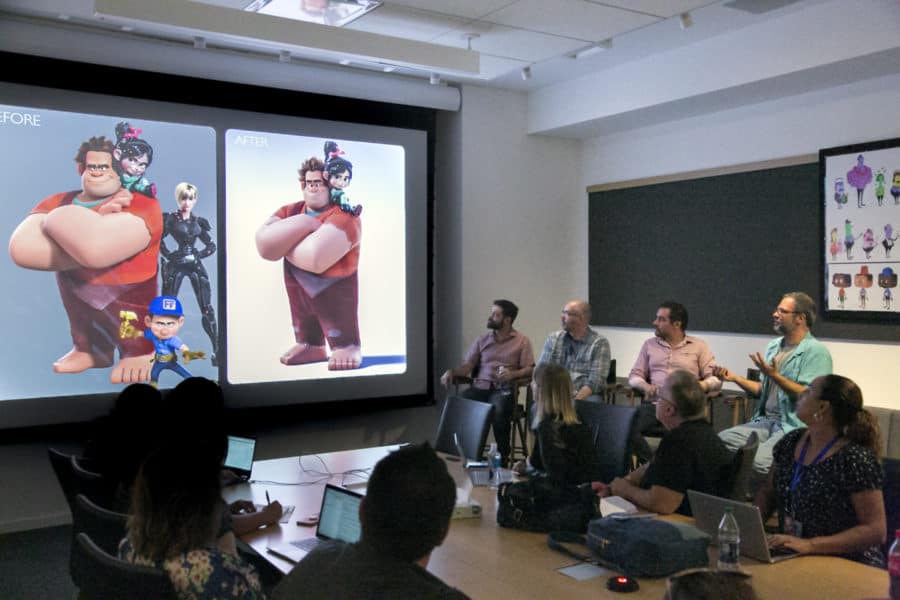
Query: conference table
223 445 889 599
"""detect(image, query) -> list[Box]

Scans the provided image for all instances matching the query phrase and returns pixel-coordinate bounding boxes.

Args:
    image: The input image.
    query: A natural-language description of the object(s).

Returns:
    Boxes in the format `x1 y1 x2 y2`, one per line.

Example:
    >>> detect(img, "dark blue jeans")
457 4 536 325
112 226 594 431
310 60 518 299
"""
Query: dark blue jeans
461 387 515 465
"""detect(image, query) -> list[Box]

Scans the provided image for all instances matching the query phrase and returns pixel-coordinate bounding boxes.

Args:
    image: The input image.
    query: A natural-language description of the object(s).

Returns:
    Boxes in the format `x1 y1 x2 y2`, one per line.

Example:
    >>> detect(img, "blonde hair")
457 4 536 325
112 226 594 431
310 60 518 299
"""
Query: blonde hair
532 363 579 429
174 182 197 207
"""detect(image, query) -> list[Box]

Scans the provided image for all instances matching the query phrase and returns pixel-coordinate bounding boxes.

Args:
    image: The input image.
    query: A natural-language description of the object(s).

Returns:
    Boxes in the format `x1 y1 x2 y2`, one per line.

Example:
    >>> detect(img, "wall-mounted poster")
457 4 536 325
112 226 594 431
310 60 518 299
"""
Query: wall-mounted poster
821 137 900 321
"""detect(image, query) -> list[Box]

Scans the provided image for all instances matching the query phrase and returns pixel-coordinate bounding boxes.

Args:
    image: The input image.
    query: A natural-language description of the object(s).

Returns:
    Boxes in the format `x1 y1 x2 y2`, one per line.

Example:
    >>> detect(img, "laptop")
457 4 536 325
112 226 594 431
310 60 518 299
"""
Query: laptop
224 435 256 481
266 484 363 563
453 433 493 486
687 490 800 564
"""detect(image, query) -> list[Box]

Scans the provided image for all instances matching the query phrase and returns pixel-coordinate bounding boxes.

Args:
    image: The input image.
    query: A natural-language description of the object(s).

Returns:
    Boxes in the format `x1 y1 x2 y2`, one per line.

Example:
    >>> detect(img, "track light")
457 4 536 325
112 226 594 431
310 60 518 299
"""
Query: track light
679 12 693 30
570 38 612 60
429 73 441 85
521 66 532 81
279 50 291 63
193 36 206 49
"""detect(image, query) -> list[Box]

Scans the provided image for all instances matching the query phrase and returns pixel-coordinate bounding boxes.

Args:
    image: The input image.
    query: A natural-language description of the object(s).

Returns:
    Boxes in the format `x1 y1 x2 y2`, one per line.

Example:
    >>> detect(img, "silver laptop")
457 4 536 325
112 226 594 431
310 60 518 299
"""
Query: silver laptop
266 484 363 563
687 490 800 564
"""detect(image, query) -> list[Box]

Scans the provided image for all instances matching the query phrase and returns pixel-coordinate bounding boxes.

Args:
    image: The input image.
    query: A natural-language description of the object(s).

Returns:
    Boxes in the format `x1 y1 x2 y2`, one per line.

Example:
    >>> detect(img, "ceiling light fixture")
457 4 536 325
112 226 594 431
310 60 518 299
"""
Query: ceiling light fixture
429 73 441 86
679 12 693 30
339 58 352 66
521 66 532 81
570 38 612 60
193 36 206 50
382 65 396 73
279 50 291 63
461 33 480 51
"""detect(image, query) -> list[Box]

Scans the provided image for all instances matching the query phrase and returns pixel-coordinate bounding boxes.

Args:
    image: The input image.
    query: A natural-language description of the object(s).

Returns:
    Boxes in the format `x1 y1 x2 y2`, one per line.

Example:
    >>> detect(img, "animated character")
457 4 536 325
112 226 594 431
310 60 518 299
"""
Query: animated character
8 135 162 383
878 267 897 310
323 141 361 216
121 295 205 387
113 122 156 198
862 228 876 259
160 183 218 366
833 178 847 209
846 154 872 208
828 227 839 260
883 223 897 258
875 168 886 206
832 272 851 310
859 287 867 308
892 170 900 205
844 219 860 260
255 154 362 370
855 265 873 309
838 287 846 308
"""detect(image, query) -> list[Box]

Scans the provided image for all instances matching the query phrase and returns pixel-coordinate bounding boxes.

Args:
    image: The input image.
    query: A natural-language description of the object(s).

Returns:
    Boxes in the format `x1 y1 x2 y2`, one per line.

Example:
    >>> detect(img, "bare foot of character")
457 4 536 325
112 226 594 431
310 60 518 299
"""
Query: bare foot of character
280 343 328 366
109 353 154 384
53 348 113 373
328 346 362 371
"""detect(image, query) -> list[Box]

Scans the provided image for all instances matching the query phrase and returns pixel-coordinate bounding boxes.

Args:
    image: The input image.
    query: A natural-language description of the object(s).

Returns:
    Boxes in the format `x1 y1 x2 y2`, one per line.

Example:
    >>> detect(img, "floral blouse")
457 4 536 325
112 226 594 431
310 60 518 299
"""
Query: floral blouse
119 538 264 599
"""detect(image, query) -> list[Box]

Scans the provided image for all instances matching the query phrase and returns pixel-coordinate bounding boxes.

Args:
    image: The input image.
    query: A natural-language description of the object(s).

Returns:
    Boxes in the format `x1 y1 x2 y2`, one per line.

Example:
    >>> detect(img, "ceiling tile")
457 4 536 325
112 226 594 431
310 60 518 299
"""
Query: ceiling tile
432 21 585 63
590 0 716 19
487 0 658 41
345 4 468 42
382 0 516 20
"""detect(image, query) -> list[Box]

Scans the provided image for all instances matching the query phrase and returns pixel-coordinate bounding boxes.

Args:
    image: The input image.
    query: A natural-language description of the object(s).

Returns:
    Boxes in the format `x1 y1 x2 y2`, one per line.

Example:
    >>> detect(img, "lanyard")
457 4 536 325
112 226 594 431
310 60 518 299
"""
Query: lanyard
790 433 840 495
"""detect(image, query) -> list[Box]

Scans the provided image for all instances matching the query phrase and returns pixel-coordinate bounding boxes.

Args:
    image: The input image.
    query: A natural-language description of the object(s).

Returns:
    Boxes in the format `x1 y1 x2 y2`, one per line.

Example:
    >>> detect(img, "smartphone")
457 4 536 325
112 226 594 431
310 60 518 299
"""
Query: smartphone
296 513 319 526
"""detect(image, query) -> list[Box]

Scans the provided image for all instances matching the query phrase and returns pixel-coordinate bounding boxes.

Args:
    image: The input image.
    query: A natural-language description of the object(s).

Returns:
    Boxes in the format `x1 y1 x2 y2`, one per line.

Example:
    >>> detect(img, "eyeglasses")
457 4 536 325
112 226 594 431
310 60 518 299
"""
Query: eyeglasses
304 179 325 189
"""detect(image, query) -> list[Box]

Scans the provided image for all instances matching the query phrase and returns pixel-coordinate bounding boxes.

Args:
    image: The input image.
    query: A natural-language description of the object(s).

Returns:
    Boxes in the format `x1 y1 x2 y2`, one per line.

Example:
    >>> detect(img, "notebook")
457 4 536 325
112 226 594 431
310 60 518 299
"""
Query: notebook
452 432 514 487
687 490 800 564
266 484 363 563
224 435 255 481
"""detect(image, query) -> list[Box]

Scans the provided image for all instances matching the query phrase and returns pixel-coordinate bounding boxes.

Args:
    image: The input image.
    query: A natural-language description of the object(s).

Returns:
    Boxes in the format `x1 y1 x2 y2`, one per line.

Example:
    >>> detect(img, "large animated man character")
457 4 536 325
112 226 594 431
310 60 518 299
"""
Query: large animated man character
9 136 162 383
255 155 362 370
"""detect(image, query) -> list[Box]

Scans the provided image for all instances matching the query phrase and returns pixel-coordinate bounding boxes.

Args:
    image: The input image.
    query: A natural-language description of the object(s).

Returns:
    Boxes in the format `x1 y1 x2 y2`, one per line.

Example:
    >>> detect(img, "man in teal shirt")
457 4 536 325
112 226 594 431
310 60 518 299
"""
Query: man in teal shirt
715 292 832 478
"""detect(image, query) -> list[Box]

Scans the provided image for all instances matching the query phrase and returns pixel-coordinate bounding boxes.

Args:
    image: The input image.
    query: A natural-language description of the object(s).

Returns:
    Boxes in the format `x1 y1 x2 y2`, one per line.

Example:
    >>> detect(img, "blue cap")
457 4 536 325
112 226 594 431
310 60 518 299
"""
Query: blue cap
148 296 183 317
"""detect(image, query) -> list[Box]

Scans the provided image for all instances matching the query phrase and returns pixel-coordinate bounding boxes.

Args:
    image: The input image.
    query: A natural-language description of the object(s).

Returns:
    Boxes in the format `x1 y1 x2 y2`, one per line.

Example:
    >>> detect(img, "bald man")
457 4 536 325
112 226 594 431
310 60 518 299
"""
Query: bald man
537 300 610 401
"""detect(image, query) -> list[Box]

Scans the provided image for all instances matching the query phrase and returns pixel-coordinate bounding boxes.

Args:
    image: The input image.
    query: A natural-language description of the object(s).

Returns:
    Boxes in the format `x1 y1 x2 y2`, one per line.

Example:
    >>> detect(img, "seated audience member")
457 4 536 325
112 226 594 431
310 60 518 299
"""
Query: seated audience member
756 374 886 567
715 292 832 479
163 377 282 536
593 370 734 515
537 299 610 401
273 443 470 600
119 442 264 599
440 299 535 467
664 569 757 600
82 383 163 511
513 363 601 487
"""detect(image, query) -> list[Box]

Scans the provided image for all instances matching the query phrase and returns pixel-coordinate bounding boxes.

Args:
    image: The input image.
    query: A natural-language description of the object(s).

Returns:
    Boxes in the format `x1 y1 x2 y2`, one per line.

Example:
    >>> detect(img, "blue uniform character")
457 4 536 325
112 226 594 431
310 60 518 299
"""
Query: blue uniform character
128 296 205 387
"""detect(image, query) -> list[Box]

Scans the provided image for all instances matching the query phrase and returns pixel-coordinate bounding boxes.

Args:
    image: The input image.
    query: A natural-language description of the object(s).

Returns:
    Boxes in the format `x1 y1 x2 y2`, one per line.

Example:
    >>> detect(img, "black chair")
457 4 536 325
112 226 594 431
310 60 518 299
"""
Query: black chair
434 395 494 460
48 447 79 515
575 401 639 482
72 494 128 556
71 455 116 510
883 457 900 557
728 431 759 502
70 532 175 600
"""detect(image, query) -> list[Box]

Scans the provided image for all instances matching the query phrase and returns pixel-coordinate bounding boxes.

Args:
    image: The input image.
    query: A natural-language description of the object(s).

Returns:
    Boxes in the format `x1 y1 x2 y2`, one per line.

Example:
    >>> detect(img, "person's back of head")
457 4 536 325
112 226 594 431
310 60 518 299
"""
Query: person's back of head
127 440 222 561
360 443 455 563
532 362 578 428
667 370 705 420
665 569 757 600
162 377 227 463
99 384 163 488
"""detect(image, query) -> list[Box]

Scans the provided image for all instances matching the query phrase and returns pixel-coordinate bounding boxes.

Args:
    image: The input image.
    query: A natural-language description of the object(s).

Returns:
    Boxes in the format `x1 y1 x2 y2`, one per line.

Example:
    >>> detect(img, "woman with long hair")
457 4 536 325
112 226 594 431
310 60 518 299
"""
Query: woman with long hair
755 374 886 567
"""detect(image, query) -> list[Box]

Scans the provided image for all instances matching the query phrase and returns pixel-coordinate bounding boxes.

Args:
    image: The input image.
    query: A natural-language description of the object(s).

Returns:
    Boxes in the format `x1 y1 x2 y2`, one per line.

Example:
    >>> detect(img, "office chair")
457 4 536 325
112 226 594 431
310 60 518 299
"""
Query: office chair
70 532 175 600
434 395 494 460
728 432 759 502
72 494 128 556
883 457 900 557
575 401 639 482
71 455 116 510
48 447 79 515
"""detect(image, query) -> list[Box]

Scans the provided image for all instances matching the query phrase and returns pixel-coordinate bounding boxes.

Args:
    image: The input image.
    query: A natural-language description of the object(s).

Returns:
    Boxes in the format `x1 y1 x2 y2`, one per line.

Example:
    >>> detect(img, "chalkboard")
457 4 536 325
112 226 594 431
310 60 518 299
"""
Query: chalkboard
588 161 900 342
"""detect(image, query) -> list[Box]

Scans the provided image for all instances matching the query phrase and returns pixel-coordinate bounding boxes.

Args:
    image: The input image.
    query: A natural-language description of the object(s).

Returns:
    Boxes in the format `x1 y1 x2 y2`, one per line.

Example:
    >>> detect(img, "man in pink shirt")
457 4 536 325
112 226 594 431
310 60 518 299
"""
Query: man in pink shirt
440 300 535 466
628 301 720 462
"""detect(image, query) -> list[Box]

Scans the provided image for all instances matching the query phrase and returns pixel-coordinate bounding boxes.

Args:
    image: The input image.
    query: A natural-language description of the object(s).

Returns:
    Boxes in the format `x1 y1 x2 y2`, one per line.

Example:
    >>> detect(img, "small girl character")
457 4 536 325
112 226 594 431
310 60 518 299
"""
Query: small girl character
874 169 886 206
833 178 847 209
113 121 156 198
323 141 361 217
829 227 839 261
844 219 859 260
862 228 876 259
838 287 846 309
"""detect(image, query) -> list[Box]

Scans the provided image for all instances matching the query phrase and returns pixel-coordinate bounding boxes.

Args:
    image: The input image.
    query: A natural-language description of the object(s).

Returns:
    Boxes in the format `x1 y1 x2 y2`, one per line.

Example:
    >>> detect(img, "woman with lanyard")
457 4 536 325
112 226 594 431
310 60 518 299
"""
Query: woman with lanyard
755 374 886 566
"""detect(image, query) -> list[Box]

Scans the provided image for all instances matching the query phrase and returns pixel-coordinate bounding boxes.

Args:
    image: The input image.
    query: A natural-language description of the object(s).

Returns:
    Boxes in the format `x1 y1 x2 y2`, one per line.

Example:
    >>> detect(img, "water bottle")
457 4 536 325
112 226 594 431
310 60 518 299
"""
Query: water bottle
717 506 740 571
889 529 900 600
488 443 502 487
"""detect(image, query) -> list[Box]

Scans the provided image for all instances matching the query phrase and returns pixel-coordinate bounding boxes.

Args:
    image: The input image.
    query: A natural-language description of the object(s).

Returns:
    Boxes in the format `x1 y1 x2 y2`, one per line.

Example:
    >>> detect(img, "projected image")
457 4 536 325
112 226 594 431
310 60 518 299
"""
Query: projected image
226 131 406 384
0 104 217 400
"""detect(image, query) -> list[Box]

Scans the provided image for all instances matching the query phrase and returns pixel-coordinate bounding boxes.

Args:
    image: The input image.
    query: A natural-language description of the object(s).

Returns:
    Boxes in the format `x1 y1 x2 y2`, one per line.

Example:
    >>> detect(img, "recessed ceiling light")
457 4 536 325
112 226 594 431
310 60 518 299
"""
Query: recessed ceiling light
429 73 441 85
120 25 134 32
382 66 396 73
339 59 352 66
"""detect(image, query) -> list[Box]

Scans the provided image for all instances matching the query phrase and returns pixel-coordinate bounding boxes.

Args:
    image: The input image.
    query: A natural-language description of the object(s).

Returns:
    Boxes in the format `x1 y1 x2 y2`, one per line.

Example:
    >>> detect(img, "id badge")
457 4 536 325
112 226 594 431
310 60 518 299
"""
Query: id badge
784 515 803 537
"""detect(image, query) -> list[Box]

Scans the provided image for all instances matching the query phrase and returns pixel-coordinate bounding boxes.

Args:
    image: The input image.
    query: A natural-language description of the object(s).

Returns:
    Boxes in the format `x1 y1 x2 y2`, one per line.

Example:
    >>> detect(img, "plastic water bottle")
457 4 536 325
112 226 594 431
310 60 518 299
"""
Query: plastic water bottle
717 507 740 571
488 443 502 487
889 529 900 600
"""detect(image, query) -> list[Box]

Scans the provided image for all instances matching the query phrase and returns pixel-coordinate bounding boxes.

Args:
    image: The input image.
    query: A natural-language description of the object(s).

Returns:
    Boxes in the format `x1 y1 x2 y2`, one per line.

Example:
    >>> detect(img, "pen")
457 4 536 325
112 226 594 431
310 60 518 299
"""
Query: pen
266 491 271 505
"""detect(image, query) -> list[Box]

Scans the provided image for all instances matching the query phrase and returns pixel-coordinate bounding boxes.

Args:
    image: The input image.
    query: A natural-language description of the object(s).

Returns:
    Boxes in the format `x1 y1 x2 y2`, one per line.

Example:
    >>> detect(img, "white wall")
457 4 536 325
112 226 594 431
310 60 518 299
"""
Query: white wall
582 72 900 410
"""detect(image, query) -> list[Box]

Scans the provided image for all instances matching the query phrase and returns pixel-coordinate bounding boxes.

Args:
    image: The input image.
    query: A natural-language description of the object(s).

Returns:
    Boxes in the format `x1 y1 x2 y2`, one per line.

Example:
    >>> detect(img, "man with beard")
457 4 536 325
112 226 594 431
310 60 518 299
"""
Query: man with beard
715 292 832 477
440 300 534 467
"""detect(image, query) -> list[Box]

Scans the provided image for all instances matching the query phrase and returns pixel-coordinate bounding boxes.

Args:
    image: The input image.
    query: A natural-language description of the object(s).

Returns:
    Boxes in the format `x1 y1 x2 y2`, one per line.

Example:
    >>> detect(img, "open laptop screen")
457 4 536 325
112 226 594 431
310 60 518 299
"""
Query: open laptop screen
317 484 363 543
224 435 256 479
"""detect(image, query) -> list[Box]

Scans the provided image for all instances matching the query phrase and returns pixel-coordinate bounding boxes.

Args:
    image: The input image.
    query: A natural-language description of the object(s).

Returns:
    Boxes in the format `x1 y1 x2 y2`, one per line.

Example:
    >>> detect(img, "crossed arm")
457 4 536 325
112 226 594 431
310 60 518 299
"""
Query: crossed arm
256 214 355 274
